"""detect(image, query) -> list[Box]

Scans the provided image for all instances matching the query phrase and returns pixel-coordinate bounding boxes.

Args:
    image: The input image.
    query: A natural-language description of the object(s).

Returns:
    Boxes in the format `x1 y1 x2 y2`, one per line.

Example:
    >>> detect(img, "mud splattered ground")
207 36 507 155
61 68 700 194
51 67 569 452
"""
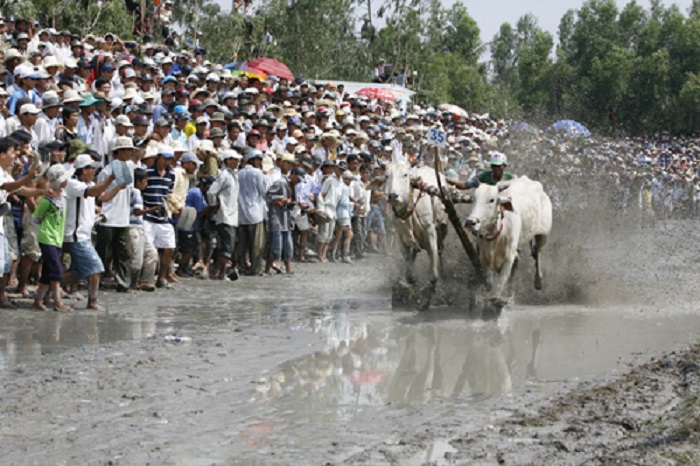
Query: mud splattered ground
1 216 700 465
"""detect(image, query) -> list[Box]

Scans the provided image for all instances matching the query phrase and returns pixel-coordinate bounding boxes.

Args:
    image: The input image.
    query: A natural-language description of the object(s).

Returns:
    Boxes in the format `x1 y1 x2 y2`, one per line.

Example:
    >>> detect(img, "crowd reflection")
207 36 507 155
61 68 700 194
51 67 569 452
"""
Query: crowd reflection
253 312 541 408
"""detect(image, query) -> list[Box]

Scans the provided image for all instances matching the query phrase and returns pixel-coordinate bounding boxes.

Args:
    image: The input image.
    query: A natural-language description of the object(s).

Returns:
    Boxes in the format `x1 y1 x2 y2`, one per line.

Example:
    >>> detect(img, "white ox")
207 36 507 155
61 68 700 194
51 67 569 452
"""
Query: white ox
464 176 552 298
383 164 448 298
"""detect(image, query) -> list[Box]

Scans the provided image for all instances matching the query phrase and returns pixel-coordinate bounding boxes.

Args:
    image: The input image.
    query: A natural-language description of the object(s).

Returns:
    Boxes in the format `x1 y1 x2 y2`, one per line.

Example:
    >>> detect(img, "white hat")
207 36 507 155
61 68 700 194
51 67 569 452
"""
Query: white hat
64 59 78 69
113 136 135 151
110 97 124 110
46 164 74 189
489 152 508 166
123 68 136 79
176 206 197 230
115 114 133 127
20 104 41 115
161 56 173 65
285 137 299 145
63 90 82 104
123 87 138 100
221 149 242 160
206 72 220 82
74 154 98 170
42 56 62 70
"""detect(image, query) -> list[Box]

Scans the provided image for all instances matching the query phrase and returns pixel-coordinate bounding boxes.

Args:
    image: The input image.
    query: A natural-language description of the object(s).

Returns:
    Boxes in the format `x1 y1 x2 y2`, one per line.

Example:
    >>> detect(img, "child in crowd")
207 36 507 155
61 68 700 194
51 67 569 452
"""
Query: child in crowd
33 165 72 312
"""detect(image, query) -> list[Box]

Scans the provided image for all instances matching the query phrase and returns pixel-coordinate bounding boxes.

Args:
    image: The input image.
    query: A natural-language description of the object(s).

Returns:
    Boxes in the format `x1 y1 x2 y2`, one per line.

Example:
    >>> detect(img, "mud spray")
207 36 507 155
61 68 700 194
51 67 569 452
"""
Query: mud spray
391 136 691 313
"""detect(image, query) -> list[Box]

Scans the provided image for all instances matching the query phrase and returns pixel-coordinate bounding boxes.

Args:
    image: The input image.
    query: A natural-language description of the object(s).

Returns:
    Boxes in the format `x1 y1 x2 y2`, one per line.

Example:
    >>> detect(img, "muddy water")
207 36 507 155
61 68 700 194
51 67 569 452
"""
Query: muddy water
2 267 700 464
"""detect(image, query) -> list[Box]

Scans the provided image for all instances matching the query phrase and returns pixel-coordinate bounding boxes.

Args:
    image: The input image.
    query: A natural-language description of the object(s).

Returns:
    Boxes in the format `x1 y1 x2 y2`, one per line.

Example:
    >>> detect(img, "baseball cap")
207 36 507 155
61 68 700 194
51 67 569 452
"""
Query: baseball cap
489 152 508 166
20 104 41 115
74 154 98 169
180 153 202 165
221 149 243 161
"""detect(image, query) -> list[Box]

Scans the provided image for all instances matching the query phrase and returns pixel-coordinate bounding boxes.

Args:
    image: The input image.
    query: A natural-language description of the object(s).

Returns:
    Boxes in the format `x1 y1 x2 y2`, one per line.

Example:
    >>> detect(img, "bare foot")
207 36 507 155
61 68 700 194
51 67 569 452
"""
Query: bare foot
53 303 73 313
87 301 104 311
0 298 17 309
33 301 48 312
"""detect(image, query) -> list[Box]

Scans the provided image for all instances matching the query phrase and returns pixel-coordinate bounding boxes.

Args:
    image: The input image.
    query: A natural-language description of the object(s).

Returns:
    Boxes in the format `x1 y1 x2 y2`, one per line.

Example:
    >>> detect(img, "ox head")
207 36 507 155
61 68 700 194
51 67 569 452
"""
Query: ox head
385 163 413 208
464 183 513 234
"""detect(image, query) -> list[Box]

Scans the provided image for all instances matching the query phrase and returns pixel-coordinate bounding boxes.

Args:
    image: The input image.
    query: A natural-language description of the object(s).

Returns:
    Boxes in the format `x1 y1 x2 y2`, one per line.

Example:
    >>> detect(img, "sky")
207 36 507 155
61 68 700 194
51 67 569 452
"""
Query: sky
456 0 695 44
214 0 695 45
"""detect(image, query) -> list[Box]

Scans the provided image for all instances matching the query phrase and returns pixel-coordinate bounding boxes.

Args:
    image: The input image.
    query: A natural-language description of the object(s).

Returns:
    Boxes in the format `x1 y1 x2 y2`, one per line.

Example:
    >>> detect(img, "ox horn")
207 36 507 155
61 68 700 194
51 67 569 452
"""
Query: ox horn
410 176 423 189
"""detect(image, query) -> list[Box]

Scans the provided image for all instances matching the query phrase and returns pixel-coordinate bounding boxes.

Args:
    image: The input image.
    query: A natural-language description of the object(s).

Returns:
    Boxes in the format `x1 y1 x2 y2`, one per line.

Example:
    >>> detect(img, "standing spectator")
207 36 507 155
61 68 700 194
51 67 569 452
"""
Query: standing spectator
207 150 241 280
96 136 134 293
237 149 267 276
142 148 176 289
62 154 115 310
32 164 72 312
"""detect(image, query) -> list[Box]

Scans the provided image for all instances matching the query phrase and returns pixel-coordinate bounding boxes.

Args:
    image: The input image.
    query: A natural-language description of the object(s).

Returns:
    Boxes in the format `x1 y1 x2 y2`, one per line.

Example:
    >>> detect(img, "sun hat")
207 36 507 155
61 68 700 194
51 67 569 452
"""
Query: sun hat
196 139 217 155
113 136 135 151
281 153 297 164
115 114 133 127
176 206 197 230
46 164 74 189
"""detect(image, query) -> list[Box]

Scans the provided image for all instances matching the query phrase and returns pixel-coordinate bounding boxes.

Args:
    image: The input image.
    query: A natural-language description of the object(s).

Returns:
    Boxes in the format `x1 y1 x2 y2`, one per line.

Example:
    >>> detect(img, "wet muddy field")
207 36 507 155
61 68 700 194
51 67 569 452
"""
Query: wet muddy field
1 219 700 465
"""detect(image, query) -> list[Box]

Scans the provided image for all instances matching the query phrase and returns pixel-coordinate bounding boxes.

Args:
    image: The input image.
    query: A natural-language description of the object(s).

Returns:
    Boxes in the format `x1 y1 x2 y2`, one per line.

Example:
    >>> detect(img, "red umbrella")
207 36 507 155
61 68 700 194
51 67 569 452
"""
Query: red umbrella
438 103 469 119
242 57 294 82
356 87 398 102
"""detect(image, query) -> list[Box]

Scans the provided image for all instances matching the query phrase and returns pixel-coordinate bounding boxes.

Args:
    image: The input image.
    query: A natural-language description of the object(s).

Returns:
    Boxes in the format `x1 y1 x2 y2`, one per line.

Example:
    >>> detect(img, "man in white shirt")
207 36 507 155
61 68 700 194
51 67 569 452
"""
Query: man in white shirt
96 136 135 293
315 159 340 262
207 149 241 280
237 150 268 275
34 93 61 144
64 154 116 310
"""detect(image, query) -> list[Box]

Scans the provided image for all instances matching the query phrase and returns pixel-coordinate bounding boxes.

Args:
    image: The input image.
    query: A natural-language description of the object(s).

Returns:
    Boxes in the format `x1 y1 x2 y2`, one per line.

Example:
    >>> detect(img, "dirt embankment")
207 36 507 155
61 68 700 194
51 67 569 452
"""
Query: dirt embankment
445 343 700 465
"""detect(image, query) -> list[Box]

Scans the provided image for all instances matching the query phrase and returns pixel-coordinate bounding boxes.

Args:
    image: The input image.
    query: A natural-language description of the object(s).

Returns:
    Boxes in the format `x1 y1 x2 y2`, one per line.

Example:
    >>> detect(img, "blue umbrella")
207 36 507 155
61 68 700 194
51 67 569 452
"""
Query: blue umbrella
551 119 591 138
223 62 242 70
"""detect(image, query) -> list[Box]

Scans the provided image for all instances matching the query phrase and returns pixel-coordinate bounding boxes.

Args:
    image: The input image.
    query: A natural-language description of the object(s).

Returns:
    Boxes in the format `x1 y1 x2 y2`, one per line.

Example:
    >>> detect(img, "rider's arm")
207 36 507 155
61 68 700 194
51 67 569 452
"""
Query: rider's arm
445 178 468 190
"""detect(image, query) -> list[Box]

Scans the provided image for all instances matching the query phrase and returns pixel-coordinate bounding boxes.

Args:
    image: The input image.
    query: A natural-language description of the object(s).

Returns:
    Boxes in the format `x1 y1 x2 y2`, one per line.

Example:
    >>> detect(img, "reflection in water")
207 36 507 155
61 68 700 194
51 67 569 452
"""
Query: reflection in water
253 305 700 422
254 314 519 410
0 312 157 376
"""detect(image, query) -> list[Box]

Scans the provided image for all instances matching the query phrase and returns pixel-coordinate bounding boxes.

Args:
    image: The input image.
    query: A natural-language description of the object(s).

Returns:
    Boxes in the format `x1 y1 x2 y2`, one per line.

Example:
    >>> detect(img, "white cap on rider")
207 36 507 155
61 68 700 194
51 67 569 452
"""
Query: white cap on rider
489 152 507 166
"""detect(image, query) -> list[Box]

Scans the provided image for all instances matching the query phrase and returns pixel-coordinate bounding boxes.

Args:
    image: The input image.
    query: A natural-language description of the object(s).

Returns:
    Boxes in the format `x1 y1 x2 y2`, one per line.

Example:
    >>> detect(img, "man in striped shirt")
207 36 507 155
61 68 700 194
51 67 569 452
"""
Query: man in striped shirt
143 148 176 289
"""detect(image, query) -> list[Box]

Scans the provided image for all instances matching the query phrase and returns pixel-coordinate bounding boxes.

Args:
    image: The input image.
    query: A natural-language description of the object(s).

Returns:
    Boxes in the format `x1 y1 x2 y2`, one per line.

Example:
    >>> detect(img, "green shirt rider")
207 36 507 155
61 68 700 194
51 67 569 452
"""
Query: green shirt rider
446 152 516 189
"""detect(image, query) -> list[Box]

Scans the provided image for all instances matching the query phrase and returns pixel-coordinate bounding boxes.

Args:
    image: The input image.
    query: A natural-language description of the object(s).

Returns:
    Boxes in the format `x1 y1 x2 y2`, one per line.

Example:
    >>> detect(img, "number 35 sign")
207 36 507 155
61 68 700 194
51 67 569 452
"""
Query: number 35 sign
427 127 447 148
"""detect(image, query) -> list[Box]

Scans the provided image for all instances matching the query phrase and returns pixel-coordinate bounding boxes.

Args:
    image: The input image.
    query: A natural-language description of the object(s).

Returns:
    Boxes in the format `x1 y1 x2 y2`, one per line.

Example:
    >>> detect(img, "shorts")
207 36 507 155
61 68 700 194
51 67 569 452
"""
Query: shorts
215 223 236 257
367 206 386 235
268 230 293 261
143 221 176 249
64 240 105 279
39 243 62 284
21 210 42 262
178 230 200 254
336 217 351 229
0 232 10 275
317 217 335 244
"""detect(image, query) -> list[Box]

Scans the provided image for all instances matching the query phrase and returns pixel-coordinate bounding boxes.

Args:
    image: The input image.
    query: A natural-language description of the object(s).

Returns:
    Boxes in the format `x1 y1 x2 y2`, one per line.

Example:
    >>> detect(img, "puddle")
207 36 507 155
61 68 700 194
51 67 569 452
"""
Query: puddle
253 305 700 411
